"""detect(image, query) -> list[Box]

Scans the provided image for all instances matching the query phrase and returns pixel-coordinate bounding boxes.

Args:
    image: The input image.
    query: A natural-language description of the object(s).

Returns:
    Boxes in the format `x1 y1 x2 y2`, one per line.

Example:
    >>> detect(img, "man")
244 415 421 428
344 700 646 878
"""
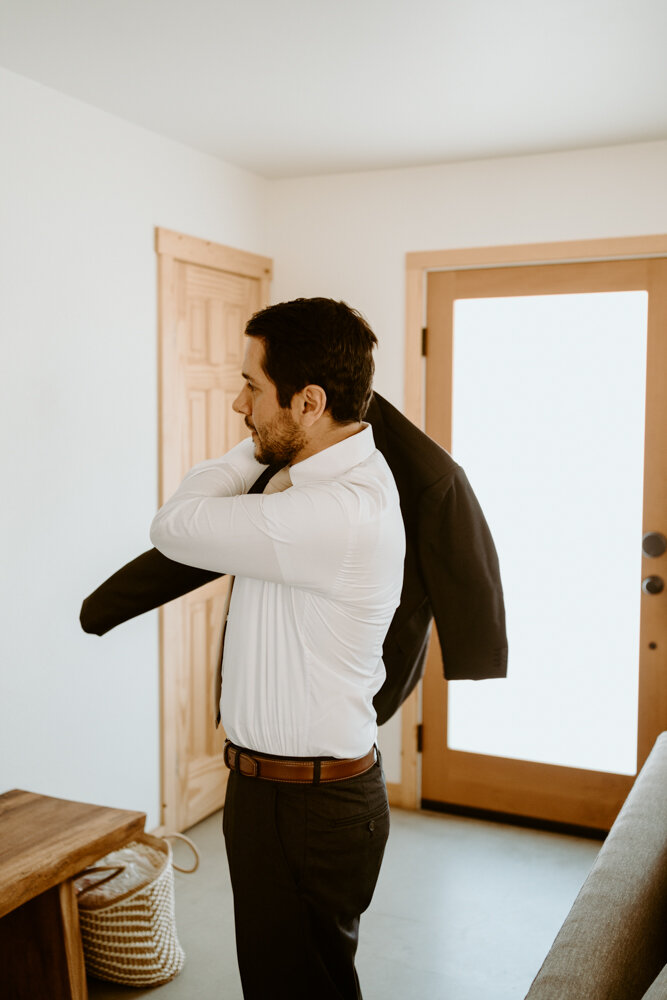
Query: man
150 297 406 999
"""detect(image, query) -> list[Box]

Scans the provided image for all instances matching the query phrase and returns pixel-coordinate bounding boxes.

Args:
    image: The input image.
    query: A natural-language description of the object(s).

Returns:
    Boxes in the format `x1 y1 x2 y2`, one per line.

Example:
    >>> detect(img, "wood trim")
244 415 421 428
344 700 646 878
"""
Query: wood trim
156 251 180 505
386 782 401 803
406 234 667 272
421 630 448 802
396 687 420 808
383 692 421 811
393 266 427 810
424 272 454 451
156 227 273 281
637 258 667 770
157 248 182 832
450 259 649 297
403 266 425 427
156 228 273 830
406 233 667 825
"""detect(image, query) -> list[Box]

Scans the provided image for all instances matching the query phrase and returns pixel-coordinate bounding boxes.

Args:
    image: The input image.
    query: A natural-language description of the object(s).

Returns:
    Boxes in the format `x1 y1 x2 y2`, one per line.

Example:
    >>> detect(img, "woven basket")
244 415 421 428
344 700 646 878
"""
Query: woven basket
75 831 198 987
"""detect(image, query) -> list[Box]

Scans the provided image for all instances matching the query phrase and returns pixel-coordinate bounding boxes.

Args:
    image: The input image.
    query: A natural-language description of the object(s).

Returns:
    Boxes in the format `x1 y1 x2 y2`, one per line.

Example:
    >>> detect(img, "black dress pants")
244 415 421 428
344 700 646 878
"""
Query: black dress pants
222 754 390 1000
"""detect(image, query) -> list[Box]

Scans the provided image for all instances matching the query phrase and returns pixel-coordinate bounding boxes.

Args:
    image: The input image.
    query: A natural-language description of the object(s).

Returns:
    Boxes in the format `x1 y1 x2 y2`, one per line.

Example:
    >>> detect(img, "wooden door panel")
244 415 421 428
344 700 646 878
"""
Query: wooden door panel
168 264 253 831
422 634 633 829
157 229 272 832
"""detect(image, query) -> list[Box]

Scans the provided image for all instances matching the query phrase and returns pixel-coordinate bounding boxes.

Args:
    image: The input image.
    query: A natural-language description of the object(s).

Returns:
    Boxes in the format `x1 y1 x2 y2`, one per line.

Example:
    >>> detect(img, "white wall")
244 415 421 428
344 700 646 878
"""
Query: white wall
267 140 667 407
3 61 666 815
0 67 269 829
265 140 667 780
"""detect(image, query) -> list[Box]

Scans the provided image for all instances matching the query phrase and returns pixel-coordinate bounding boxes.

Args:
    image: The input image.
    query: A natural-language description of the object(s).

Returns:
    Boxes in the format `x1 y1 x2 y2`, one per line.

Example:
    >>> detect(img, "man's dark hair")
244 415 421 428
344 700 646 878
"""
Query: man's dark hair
245 298 378 423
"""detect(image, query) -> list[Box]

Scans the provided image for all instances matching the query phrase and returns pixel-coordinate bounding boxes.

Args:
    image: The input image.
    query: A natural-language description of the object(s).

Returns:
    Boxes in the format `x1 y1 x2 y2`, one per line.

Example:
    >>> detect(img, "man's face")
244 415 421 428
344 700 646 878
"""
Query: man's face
232 336 306 466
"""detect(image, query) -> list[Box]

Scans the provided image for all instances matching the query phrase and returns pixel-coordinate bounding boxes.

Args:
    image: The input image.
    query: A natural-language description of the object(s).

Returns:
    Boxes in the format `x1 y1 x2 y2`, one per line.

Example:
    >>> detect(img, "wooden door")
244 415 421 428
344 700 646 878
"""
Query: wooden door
156 228 272 832
421 256 667 832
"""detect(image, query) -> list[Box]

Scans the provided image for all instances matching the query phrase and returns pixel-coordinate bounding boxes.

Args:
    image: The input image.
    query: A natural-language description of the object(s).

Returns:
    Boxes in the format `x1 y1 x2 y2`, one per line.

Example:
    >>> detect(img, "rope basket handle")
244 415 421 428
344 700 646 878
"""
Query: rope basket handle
163 832 200 873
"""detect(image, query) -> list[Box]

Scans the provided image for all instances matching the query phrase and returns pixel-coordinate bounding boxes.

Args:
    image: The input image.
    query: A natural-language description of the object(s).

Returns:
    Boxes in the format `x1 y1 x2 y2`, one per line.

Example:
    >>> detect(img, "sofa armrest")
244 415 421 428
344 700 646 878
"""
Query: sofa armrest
641 964 667 1000
525 732 667 1000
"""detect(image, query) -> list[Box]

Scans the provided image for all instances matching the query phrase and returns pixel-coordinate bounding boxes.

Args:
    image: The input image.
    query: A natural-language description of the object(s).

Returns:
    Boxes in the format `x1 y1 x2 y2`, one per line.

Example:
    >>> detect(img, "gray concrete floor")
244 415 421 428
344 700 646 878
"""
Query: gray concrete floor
87 807 600 999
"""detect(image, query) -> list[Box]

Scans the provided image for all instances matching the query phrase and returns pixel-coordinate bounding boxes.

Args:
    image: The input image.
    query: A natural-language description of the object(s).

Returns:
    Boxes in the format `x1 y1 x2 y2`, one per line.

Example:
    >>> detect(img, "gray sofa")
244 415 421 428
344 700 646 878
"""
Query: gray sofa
525 731 667 1000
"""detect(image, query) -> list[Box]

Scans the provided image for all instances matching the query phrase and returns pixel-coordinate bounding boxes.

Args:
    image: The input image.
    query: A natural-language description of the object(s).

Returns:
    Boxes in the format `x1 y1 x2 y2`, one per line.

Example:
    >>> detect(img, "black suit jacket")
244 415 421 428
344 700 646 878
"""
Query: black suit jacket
80 393 507 724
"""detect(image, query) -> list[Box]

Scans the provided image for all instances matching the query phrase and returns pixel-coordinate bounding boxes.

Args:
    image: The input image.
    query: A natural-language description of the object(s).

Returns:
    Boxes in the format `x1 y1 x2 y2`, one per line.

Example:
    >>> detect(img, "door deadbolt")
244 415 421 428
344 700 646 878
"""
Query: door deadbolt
642 532 667 558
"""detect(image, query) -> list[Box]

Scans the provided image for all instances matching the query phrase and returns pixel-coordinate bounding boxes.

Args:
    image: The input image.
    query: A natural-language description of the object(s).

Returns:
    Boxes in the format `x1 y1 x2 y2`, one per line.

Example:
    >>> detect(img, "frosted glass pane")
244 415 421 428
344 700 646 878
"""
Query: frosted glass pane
448 292 647 775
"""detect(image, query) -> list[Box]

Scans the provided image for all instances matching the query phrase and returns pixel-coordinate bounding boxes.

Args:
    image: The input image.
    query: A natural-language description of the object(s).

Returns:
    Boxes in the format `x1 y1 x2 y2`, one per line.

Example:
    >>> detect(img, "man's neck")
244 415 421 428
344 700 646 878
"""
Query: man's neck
289 421 364 466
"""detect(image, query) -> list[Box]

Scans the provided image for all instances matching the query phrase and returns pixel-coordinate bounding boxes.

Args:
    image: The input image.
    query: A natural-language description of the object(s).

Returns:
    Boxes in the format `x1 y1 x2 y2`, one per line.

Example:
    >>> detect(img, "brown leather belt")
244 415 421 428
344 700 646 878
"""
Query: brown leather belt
223 740 377 784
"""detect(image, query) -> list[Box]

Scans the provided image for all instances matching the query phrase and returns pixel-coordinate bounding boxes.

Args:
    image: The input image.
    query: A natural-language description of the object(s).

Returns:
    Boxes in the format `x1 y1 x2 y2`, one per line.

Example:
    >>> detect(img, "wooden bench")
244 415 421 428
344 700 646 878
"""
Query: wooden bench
0 788 146 1000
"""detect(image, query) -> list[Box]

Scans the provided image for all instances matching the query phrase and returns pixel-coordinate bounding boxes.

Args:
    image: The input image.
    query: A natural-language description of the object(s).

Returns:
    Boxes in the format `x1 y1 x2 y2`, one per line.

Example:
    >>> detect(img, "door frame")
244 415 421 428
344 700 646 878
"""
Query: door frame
403 233 667 823
155 227 272 831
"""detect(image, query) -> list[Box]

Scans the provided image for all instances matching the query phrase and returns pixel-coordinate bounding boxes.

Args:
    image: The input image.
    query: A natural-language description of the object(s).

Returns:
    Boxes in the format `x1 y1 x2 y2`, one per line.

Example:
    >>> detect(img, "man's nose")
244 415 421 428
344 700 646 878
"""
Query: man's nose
232 387 250 414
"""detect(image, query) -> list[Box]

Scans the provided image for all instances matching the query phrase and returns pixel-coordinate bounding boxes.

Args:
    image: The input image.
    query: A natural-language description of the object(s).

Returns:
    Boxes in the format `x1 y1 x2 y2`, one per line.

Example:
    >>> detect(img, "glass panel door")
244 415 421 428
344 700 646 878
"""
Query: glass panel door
448 291 648 775
421 258 667 831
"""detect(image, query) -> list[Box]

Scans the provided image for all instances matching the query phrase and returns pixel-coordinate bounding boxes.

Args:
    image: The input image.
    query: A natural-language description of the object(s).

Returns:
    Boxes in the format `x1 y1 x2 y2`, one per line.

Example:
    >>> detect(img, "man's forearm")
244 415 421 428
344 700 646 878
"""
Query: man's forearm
80 451 275 636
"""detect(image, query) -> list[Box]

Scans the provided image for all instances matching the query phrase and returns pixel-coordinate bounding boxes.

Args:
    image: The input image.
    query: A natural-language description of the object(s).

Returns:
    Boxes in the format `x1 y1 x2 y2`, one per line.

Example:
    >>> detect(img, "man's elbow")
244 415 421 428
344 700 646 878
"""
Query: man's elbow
149 515 178 562
149 515 165 553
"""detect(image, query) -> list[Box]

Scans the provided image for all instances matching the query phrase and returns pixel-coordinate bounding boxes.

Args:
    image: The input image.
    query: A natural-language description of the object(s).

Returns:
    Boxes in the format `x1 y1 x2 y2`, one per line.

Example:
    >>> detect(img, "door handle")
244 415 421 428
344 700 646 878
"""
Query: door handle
642 532 667 558
642 576 664 595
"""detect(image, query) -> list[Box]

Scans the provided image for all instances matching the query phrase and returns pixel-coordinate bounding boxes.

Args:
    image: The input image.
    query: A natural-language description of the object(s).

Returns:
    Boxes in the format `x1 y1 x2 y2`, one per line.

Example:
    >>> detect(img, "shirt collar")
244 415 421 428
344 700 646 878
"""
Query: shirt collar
289 424 375 485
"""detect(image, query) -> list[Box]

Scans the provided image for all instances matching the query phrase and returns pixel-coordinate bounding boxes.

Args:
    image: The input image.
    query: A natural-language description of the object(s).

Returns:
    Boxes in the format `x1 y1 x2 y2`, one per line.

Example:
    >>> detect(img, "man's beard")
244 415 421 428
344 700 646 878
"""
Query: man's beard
247 411 307 466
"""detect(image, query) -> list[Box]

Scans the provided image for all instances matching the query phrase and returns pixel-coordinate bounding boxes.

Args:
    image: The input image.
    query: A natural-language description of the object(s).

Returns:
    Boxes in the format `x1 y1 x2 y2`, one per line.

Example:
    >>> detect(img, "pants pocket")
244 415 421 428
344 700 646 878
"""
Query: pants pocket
331 800 390 829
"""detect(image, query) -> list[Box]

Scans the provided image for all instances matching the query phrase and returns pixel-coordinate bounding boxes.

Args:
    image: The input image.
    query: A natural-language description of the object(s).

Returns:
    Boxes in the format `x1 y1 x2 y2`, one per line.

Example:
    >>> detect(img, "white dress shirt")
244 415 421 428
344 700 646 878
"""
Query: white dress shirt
150 425 405 758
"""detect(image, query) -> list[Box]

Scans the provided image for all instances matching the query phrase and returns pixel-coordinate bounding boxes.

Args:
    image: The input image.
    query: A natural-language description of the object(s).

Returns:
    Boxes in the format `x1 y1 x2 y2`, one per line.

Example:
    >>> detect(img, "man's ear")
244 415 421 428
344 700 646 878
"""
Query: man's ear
294 384 327 426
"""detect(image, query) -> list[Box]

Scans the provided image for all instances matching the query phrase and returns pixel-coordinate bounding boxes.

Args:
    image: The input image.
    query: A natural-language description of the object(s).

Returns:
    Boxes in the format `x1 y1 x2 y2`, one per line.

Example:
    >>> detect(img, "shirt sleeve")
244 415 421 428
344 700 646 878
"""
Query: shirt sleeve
150 439 356 593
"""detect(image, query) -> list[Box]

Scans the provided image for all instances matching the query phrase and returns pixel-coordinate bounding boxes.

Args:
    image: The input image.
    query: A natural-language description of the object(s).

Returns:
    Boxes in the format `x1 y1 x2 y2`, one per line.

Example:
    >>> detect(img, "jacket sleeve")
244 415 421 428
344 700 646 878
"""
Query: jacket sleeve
79 458 281 636
419 468 508 680
80 548 221 636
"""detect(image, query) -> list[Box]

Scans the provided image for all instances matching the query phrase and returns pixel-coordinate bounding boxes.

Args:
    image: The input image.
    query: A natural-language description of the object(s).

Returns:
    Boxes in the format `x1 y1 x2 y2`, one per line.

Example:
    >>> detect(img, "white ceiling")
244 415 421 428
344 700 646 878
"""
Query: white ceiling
1 0 667 179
